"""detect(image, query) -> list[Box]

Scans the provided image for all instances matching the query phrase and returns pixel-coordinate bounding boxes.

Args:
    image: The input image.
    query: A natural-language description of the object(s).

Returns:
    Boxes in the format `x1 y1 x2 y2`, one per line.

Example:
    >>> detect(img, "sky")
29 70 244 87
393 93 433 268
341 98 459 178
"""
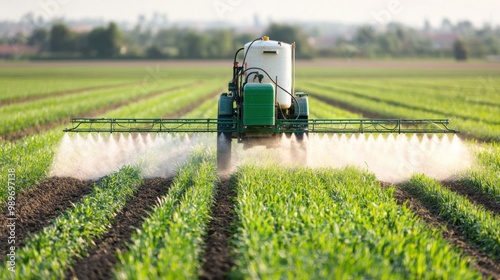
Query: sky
0 0 497 28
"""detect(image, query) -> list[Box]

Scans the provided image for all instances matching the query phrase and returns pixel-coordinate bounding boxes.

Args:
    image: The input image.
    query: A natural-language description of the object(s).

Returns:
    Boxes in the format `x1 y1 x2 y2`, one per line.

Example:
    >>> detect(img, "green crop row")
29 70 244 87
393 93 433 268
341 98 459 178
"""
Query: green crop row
182 95 219 118
0 81 223 205
231 165 481 279
403 174 500 259
181 92 361 120
114 149 217 279
0 65 227 102
308 96 360 118
0 166 142 279
0 77 131 103
330 78 500 107
106 79 223 118
460 143 500 205
299 81 500 141
311 80 500 124
0 80 194 136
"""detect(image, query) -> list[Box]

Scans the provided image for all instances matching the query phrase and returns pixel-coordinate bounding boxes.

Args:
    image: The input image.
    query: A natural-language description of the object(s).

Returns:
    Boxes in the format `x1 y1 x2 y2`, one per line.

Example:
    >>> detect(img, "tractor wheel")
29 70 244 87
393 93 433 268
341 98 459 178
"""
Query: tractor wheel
217 132 232 171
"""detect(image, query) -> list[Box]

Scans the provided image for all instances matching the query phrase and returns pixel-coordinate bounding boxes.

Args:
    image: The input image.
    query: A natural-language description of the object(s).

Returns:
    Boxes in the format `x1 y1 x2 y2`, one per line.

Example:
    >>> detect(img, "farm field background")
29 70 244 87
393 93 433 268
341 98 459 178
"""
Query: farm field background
1 60 500 279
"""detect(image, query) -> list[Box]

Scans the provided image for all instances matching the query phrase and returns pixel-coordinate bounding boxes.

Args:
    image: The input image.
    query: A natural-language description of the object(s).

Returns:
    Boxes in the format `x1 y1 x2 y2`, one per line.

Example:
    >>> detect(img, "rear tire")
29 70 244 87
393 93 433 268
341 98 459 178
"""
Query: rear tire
217 132 232 171
295 116 308 166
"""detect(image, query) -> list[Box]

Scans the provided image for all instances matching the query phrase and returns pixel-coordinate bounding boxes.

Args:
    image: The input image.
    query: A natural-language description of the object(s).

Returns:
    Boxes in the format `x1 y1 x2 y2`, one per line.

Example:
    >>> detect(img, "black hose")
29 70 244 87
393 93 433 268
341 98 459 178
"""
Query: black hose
233 47 244 64
244 71 259 85
240 38 263 93
240 66 301 119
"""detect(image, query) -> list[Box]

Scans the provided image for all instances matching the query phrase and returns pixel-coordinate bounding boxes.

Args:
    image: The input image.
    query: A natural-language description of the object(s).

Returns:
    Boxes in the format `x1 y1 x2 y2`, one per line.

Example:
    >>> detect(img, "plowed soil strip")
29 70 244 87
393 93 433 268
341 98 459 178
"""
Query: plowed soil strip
442 181 500 216
200 176 236 280
392 186 500 279
3 81 202 142
66 178 172 280
0 177 93 262
0 81 139 106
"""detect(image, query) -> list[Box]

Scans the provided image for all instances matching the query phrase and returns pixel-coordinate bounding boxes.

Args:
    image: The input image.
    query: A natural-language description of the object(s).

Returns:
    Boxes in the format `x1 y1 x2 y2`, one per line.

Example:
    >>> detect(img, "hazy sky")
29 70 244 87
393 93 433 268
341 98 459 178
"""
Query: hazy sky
1 0 497 27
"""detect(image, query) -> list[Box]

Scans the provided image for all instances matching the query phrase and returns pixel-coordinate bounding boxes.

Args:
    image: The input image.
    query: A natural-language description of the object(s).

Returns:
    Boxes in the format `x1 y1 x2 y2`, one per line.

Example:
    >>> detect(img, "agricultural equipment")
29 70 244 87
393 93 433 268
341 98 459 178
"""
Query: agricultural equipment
64 36 457 170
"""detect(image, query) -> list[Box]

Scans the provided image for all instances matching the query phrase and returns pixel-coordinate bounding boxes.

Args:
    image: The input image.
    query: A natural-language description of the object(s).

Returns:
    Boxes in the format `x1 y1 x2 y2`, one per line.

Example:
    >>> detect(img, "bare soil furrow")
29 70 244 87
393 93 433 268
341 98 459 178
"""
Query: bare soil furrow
65 177 172 280
200 176 236 280
442 180 500 216
392 186 500 279
0 177 93 262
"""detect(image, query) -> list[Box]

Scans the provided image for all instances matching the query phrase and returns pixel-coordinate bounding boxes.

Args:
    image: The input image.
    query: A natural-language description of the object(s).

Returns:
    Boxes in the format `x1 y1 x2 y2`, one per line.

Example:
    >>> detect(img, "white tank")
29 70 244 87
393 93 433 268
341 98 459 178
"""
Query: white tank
244 37 293 109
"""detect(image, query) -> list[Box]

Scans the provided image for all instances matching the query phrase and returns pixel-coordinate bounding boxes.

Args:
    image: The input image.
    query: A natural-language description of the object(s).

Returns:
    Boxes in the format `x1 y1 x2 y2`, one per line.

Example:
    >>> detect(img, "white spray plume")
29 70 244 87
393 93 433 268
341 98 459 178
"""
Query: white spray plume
50 133 214 180
232 133 473 183
51 132 472 183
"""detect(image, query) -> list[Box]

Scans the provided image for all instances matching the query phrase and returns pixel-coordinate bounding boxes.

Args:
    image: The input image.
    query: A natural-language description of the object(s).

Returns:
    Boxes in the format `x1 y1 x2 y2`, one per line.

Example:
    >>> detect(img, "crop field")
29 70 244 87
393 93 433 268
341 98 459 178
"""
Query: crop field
1 60 500 279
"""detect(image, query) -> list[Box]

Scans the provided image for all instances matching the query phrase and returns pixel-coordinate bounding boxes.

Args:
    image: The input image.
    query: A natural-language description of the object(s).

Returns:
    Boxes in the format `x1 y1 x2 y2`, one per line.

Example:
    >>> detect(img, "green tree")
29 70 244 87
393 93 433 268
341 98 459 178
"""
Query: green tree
28 28 49 50
453 38 467 61
49 23 76 53
87 22 122 58
179 31 210 58
146 45 164 58
207 29 234 58
264 23 314 58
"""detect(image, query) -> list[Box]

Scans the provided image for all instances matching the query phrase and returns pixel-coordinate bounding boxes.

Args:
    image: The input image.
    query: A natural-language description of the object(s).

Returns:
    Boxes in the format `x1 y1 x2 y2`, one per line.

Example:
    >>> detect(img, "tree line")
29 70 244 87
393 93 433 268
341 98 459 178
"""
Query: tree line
6 21 500 60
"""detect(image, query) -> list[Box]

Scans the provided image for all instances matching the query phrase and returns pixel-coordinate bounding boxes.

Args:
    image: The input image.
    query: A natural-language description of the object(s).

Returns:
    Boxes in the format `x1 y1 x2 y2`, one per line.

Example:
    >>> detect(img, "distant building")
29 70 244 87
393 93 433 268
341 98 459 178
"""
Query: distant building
0 44 39 58
425 33 455 50
486 55 500 62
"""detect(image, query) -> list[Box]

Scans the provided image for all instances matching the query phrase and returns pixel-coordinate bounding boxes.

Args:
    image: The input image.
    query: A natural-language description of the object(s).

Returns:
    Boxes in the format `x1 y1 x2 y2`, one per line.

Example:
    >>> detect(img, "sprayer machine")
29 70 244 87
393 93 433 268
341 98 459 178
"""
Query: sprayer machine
64 36 458 170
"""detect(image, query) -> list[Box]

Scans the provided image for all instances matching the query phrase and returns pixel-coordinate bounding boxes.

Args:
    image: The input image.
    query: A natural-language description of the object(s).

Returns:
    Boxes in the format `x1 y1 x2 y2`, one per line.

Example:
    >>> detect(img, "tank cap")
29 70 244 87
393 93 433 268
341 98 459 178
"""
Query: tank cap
262 36 269 41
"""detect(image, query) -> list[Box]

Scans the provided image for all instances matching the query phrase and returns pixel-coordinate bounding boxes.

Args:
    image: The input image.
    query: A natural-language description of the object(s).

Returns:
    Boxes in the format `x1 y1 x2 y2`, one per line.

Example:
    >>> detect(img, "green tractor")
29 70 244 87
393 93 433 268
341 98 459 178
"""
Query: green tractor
64 36 457 170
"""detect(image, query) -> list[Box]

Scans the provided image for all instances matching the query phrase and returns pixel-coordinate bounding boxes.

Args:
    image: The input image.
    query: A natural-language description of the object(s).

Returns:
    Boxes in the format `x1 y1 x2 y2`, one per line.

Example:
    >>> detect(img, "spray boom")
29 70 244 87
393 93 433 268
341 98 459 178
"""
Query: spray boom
64 118 457 134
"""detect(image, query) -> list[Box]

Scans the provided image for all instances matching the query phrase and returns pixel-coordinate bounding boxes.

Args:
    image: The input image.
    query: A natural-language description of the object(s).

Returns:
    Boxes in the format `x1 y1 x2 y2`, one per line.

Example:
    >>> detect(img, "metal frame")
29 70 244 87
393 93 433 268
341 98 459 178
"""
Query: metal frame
64 118 458 134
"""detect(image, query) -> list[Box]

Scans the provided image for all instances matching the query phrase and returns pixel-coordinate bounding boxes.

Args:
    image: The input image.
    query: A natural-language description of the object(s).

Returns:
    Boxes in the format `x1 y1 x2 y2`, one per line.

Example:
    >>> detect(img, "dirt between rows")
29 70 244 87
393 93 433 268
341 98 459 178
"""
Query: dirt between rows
0 177 93 262
391 185 500 279
442 180 500 216
66 177 172 280
200 176 236 280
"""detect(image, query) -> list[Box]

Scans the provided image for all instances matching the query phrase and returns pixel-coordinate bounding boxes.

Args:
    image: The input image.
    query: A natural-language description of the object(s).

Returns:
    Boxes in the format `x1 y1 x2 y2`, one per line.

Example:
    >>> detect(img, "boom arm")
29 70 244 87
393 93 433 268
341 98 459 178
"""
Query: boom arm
63 117 458 134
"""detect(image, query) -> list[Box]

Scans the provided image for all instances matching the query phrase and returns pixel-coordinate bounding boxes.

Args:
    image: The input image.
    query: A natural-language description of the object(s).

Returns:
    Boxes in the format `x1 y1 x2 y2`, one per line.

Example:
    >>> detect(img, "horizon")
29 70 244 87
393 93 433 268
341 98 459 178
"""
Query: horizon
1 0 497 29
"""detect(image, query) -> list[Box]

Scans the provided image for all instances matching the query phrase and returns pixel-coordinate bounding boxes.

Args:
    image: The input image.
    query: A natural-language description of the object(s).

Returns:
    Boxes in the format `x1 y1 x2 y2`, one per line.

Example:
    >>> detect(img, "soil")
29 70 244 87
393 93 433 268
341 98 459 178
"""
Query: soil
0 177 93 262
200 176 236 280
442 180 500 216
391 186 500 279
65 177 172 280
